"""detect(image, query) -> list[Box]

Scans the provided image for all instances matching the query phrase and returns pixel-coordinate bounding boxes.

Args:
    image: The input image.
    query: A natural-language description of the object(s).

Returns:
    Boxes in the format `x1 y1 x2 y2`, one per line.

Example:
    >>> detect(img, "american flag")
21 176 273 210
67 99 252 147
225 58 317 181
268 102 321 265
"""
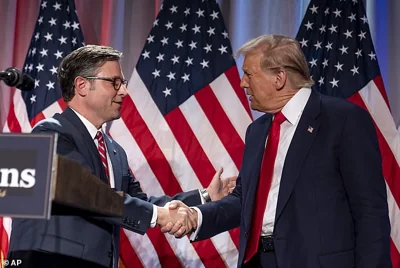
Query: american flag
3 0 84 132
296 0 400 266
2 0 252 267
111 0 252 267
0 0 84 266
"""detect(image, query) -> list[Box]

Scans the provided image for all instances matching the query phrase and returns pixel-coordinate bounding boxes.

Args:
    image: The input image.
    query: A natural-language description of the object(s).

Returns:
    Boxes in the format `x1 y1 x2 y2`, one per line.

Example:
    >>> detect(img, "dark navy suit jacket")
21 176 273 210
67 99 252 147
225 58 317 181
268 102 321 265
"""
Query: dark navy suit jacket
195 91 391 268
8 107 201 268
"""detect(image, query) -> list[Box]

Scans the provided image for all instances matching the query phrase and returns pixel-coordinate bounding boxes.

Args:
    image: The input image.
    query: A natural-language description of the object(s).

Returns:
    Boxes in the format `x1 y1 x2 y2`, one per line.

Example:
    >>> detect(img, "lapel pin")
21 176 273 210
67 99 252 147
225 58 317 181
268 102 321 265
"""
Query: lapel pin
307 126 314 133
113 149 117 155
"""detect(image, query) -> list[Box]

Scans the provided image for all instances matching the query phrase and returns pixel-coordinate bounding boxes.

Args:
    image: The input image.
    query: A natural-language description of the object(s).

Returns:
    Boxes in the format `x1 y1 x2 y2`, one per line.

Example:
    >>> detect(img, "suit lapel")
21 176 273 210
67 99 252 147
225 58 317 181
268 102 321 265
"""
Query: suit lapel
104 135 122 190
243 114 272 231
274 91 321 224
62 107 108 183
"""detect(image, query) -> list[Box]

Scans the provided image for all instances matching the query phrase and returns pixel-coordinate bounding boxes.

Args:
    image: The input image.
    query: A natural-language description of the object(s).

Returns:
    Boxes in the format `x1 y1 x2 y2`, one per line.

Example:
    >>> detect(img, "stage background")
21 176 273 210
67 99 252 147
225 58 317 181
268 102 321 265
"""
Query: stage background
1 0 399 267
0 0 399 126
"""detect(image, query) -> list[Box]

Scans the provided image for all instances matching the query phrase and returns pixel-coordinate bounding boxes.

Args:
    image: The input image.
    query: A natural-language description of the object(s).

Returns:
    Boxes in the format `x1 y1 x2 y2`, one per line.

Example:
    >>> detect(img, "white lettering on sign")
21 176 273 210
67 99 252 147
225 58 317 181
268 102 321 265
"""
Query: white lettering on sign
0 168 36 188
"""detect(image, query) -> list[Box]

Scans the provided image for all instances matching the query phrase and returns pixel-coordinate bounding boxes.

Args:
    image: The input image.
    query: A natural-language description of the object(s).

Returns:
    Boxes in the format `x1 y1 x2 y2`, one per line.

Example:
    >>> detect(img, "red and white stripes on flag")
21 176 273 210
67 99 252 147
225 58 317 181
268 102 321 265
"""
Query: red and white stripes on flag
111 66 251 268
347 77 400 267
107 1 253 265
2 0 252 266
3 90 66 134
1 70 251 268
297 1 400 265
1 0 252 266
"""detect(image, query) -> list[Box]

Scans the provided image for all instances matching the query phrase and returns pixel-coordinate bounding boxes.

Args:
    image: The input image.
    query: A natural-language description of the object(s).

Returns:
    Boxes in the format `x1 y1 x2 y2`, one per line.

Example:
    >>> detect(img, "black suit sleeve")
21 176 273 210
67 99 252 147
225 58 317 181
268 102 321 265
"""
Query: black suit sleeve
195 175 242 240
110 146 201 234
111 172 201 234
338 106 391 267
118 142 201 208
193 124 255 240
126 172 201 207
32 125 156 234
91 135 201 234
34 122 202 234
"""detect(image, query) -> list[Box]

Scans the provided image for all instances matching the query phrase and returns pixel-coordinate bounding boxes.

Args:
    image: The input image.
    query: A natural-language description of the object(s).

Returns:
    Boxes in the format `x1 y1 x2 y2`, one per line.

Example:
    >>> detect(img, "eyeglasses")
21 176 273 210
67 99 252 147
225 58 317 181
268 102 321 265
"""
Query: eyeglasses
84 76 128 91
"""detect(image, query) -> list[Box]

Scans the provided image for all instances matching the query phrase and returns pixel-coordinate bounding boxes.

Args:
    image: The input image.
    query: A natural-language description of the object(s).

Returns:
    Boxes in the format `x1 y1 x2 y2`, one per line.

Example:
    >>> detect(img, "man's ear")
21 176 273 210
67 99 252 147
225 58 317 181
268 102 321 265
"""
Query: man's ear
275 69 287 90
74 76 89 96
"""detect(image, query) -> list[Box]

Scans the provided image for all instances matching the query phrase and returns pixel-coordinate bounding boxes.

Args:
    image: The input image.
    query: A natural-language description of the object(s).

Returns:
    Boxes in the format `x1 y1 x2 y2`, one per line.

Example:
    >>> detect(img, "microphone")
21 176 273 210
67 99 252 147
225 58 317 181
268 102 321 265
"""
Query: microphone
0 67 34 91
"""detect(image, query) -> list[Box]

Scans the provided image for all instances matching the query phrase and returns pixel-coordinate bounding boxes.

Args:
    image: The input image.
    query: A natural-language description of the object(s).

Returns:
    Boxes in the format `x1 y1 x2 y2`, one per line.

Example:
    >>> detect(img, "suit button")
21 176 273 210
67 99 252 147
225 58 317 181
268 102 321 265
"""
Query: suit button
122 218 127 223
108 251 113 258
244 231 249 237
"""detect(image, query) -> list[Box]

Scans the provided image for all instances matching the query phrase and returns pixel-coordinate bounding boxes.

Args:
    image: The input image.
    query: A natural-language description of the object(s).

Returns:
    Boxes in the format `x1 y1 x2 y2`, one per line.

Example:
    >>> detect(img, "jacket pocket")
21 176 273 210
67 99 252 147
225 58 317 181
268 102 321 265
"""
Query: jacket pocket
38 234 84 259
319 249 354 268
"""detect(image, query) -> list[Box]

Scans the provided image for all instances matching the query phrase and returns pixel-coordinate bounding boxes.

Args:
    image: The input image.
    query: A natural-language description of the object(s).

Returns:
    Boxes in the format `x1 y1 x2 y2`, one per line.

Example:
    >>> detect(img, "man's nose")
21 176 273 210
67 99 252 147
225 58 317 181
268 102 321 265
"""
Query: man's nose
240 77 248 89
118 83 128 96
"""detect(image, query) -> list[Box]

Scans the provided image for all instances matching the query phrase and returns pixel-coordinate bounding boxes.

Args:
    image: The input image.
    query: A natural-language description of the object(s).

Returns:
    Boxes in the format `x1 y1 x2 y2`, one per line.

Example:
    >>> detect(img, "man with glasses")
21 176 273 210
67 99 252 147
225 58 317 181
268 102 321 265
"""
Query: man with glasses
7 45 235 268
84 76 128 90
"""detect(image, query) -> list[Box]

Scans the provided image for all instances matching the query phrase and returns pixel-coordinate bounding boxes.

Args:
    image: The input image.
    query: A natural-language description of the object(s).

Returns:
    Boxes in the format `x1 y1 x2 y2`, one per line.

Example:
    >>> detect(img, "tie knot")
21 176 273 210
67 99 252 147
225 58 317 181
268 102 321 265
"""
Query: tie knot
95 131 103 141
273 111 286 125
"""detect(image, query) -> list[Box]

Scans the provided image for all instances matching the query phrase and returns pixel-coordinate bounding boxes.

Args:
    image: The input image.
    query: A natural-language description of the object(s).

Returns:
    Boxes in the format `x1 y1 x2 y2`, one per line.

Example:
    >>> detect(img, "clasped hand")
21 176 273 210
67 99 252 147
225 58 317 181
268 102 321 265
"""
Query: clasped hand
156 167 236 238
156 201 197 238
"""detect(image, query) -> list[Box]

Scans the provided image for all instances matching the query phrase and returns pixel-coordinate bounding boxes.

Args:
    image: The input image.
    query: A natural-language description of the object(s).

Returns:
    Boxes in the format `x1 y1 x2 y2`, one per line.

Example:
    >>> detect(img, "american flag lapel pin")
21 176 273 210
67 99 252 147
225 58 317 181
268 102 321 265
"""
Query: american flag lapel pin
307 126 313 133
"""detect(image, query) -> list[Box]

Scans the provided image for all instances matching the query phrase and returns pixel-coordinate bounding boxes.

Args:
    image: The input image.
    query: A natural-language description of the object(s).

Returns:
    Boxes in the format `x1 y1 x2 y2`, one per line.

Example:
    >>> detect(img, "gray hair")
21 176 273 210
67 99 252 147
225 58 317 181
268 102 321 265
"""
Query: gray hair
237 35 314 88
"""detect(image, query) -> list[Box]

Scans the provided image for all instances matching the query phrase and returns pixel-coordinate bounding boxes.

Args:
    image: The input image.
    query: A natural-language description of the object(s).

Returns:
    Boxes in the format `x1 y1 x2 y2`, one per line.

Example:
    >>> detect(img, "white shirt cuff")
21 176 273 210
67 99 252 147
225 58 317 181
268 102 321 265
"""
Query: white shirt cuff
190 207 203 241
198 190 206 204
150 204 157 228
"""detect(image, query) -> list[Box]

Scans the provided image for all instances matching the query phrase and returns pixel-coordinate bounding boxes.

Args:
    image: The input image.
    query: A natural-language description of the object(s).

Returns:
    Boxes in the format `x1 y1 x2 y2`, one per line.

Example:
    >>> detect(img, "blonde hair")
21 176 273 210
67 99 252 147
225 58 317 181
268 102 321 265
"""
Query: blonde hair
237 35 314 88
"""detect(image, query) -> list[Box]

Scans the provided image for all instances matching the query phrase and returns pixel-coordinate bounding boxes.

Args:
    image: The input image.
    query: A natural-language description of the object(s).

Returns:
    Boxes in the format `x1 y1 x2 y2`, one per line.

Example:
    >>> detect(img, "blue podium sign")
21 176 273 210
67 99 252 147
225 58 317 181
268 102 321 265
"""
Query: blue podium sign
0 133 57 219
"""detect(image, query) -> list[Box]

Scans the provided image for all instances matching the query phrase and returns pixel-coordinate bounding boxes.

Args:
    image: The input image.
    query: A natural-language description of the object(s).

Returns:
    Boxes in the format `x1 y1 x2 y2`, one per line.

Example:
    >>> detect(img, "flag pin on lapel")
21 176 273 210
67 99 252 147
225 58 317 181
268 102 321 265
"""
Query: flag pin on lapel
307 126 313 133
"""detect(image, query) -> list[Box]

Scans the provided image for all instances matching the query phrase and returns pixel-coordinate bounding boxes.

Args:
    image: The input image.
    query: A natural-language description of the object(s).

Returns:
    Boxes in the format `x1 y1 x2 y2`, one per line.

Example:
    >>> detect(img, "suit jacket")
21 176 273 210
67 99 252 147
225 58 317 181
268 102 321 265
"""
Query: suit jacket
8 107 201 268
195 90 391 268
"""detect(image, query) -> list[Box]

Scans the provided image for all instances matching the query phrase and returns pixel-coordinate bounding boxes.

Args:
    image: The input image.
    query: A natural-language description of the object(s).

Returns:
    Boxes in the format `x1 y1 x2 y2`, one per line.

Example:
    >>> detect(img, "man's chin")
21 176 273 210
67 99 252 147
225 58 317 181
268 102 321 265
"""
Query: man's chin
250 103 260 112
110 112 121 121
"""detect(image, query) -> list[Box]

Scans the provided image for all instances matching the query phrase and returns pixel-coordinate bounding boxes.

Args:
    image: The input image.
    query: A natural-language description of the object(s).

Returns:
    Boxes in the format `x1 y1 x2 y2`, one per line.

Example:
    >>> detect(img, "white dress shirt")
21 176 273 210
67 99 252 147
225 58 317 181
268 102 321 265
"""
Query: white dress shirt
191 87 311 239
261 87 311 235
71 108 115 188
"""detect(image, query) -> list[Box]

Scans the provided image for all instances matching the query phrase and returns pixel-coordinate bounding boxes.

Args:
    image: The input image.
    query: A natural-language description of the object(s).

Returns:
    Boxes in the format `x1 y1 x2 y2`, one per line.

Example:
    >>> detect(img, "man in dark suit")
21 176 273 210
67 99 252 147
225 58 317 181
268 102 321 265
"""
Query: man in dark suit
166 35 391 268
7 45 234 268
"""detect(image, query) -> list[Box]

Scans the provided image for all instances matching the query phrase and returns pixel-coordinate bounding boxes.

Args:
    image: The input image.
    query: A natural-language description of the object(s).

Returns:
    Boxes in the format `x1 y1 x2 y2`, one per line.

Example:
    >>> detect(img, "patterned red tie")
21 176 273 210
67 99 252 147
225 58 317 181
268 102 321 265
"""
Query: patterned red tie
244 111 286 263
95 131 110 184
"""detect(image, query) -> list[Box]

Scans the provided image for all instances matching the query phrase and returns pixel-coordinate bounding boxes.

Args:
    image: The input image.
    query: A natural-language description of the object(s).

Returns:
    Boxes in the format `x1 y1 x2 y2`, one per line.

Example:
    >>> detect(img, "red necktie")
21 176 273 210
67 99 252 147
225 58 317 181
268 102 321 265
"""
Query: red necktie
95 131 110 184
244 111 286 263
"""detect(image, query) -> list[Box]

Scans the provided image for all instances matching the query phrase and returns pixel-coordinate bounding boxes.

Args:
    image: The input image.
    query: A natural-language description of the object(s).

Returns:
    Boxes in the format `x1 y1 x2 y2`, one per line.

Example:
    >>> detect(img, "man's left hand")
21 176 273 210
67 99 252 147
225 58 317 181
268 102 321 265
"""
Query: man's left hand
206 167 237 201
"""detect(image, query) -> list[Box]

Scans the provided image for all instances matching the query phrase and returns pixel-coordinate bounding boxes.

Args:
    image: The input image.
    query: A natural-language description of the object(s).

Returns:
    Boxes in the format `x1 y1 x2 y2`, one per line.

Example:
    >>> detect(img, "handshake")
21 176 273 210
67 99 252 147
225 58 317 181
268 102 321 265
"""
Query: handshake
156 201 198 238
154 167 236 238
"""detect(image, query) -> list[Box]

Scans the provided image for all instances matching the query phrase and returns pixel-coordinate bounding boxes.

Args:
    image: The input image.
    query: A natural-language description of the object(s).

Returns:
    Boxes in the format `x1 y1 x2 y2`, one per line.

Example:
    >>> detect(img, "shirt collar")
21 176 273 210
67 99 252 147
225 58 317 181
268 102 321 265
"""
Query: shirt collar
69 107 103 140
280 87 312 125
